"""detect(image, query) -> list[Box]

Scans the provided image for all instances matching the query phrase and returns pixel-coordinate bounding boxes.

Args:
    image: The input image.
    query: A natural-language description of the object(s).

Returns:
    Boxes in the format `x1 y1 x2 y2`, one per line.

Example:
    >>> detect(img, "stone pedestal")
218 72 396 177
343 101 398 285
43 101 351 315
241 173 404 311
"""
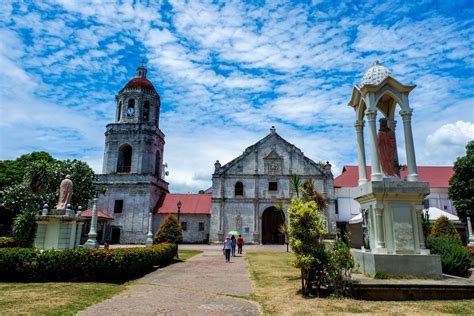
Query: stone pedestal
353 180 442 278
34 211 84 250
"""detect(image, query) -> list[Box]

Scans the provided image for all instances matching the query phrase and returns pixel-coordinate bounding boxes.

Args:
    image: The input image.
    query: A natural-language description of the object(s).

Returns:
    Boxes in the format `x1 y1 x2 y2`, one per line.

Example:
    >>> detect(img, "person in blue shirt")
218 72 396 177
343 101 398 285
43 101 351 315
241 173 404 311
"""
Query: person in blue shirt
231 235 237 257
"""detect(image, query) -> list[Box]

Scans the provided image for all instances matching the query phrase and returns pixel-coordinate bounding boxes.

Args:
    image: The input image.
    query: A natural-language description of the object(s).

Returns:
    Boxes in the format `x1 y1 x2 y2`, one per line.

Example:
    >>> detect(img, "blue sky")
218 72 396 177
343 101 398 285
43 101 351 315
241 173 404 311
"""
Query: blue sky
0 0 473 193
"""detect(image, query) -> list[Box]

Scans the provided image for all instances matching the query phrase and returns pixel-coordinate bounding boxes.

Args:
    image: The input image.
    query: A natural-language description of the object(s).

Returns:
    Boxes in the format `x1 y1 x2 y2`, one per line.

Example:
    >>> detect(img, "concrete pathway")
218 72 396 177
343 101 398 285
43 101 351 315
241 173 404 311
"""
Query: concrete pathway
79 245 260 316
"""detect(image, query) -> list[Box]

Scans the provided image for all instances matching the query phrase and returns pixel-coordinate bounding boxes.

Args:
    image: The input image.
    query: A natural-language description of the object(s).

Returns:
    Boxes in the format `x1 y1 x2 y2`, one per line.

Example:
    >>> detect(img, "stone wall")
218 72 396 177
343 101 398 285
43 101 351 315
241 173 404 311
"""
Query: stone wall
210 131 336 243
153 214 210 243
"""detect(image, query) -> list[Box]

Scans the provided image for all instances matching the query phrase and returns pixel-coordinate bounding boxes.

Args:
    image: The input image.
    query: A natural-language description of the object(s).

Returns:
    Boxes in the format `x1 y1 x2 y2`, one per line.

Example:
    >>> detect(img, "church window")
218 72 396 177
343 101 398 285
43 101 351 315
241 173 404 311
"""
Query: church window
127 99 135 117
181 222 187 231
269 182 278 191
117 101 122 121
117 144 132 173
143 101 150 121
199 222 204 231
235 182 243 196
114 200 123 213
154 151 161 178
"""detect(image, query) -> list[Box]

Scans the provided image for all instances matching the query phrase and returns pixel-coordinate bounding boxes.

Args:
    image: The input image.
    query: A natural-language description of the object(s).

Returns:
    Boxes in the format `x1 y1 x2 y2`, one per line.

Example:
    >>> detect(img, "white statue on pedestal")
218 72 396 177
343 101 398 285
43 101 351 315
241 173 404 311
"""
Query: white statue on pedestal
56 175 73 210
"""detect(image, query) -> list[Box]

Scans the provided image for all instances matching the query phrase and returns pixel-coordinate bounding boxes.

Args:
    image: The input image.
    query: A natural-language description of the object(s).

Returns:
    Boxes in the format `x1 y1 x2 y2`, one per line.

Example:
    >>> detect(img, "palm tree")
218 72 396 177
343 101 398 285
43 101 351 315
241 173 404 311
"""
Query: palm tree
289 175 302 198
302 178 328 212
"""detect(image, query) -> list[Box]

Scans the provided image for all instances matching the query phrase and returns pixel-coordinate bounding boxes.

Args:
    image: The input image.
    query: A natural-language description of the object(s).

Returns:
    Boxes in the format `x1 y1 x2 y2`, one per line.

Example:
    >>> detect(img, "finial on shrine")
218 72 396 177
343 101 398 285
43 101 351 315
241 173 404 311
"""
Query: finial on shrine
270 126 276 134
373 60 380 66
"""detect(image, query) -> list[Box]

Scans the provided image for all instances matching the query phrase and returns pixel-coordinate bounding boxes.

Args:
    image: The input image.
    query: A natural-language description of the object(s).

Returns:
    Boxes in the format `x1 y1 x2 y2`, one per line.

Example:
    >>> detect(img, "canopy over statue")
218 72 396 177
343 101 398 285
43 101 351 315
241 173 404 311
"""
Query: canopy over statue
56 175 73 209
377 118 398 177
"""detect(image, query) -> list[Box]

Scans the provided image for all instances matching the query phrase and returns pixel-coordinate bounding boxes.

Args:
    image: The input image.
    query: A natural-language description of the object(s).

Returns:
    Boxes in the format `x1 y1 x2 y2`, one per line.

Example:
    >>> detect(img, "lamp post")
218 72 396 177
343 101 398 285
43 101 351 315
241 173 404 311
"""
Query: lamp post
176 200 182 259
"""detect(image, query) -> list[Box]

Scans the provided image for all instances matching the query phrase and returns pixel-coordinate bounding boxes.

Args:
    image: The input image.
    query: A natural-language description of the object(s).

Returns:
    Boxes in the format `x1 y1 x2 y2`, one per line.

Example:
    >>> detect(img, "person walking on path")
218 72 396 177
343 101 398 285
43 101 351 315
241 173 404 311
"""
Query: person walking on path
237 234 244 255
223 236 231 262
231 235 237 257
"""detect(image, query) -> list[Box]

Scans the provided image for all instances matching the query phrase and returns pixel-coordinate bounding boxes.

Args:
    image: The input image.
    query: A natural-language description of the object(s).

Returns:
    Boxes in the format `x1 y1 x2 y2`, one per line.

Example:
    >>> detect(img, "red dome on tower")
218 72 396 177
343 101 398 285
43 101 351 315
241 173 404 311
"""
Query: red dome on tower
122 65 157 93
124 77 156 93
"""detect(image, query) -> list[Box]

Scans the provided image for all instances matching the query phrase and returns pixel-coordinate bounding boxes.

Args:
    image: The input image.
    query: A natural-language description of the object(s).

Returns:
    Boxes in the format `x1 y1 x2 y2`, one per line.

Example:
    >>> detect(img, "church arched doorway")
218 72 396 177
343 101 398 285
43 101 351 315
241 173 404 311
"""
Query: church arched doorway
261 206 285 244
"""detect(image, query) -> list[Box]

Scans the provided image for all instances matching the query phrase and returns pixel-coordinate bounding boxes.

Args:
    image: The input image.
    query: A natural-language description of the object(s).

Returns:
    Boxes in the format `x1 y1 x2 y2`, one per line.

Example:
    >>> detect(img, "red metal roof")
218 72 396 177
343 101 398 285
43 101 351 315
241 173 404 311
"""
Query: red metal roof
334 165 454 188
155 193 212 215
124 77 156 93
81 209 114 220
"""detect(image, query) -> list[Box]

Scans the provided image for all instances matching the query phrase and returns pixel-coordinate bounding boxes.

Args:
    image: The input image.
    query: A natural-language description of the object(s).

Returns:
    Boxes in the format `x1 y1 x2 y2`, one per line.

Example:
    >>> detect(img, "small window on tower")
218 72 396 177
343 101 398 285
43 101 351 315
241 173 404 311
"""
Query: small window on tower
181 222 187 231
114 200 123 213
117 101 122 121
143 101 150 121
127 99 135 117
199 222 205 231
269 182 278 191
235 182 243 196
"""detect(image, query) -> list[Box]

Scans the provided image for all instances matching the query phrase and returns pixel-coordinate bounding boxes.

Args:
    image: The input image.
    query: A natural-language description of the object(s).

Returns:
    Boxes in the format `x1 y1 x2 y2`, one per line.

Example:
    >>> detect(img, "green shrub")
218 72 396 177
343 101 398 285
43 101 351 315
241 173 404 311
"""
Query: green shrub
12 210 37 247
429 216 461 243
327 237 354 297
427 237 470 277
0 243 176 282
0 237 18 248
288 198 328 296
154 215 183 244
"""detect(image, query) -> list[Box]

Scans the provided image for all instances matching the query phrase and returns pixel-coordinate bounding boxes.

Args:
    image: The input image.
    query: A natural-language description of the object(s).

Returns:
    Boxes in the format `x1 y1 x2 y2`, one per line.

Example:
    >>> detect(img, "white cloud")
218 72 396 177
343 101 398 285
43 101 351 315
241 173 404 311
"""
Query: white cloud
424 121 474 164
1 0 473 193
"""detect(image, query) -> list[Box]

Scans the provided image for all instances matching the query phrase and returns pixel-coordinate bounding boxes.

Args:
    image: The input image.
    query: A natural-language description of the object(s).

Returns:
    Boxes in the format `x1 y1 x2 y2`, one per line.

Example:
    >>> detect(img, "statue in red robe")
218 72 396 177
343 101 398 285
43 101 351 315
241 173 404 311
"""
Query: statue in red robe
377 118 397 177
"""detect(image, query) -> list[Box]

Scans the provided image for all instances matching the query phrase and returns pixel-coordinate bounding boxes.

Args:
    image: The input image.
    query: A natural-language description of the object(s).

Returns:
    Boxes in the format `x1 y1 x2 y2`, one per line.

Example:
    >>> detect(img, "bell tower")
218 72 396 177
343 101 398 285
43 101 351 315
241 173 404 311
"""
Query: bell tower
97 65 169 244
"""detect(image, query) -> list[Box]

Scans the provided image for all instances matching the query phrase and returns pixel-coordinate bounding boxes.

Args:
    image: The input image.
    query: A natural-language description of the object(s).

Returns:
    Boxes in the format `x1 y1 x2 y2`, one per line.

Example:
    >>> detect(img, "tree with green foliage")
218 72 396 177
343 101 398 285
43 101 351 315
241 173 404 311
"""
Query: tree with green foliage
0 152 55 190
327 236 354 297
288 198 328 296
154 215 183 244
289 175 302 198
449 140 474 222
427 236 471 277
12 210 37 247
0 152 96 234
301 178 327 212
430 216 461 243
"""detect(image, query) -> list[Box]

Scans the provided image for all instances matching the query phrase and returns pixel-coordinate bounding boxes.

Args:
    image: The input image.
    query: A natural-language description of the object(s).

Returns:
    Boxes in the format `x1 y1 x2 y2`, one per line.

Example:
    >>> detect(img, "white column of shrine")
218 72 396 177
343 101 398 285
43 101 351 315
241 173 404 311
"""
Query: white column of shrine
400 108 419 182
365 109 383 181
355 119 368 185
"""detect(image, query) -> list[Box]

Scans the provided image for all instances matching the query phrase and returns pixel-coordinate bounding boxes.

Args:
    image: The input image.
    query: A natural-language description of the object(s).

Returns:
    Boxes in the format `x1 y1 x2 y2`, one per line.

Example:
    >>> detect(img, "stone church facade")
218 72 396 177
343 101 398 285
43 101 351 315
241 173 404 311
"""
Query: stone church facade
209 127 336 244
96 65 169 244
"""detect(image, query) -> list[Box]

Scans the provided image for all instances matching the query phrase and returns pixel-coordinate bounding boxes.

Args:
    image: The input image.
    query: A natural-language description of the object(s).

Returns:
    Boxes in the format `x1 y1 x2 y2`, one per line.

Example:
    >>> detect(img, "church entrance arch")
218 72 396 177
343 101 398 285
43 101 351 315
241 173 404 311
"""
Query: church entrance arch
261 206 285 244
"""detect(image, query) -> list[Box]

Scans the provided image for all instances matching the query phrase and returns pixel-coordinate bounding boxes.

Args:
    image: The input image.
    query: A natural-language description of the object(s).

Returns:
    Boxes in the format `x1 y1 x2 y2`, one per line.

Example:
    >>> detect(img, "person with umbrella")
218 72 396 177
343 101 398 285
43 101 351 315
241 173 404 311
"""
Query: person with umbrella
227 230 240 257
231 235 237 257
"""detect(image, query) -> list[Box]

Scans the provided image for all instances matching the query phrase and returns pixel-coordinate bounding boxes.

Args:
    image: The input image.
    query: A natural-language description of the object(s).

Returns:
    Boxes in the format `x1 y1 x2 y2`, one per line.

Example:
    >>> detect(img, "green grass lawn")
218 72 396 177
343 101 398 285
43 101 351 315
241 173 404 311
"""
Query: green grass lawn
246 251 474 315
177 249 202 261
0 248 202 315
0 282 125 316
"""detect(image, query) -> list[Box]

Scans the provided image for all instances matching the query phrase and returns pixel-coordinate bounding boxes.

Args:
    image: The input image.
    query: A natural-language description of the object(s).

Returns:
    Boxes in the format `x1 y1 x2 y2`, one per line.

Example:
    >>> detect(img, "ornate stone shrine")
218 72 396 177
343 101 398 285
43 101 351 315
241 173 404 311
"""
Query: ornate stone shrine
348 62 442 278
34 176 85 250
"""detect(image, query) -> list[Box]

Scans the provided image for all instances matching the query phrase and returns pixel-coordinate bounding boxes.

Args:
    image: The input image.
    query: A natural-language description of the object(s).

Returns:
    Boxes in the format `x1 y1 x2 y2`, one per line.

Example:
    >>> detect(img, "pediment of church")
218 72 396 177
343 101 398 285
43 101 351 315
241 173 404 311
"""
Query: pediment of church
215 130 326 177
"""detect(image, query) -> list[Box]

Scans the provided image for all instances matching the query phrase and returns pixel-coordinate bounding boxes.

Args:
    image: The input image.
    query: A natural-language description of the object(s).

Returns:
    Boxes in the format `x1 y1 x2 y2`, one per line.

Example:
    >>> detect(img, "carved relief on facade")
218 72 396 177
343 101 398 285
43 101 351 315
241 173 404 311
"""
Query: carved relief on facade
264 149 283 175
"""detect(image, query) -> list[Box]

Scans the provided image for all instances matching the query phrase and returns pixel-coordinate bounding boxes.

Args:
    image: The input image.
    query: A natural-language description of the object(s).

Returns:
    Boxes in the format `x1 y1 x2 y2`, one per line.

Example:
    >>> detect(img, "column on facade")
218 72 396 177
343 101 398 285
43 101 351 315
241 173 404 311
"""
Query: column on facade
400 108 419 182
355 119 368 185
467 217 474 246
365 108 383 181
375 206 385 249
416 208 426 250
